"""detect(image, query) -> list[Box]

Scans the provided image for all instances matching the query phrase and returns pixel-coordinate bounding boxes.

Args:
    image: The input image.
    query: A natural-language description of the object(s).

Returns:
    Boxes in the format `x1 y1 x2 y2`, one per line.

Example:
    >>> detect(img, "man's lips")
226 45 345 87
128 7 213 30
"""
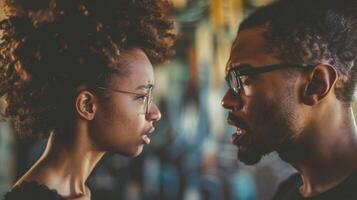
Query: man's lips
231 127 249 144
227 112 249 130
227 112 249 145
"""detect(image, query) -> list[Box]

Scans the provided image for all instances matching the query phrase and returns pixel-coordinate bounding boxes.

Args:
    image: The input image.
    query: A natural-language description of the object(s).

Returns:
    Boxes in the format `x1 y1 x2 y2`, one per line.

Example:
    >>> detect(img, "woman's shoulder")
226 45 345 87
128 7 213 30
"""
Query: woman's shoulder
4 181 66 200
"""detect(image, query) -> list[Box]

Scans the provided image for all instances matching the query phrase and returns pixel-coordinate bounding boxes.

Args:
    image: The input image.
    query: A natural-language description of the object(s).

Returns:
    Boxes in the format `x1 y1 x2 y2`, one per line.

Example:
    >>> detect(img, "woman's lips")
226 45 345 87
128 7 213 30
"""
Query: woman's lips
148 126 155 134
142 127 155 145
142 135 151 144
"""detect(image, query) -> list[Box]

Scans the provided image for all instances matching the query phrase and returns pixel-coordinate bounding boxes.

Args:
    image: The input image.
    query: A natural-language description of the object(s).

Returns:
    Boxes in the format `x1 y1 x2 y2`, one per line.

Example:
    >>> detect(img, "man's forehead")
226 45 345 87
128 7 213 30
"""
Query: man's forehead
227 26 271 70
231 29 262 54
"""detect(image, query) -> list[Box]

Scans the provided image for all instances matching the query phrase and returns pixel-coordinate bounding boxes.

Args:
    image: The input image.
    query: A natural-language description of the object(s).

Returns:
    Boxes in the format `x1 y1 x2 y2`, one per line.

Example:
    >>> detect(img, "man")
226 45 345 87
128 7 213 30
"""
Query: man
221 0 357 199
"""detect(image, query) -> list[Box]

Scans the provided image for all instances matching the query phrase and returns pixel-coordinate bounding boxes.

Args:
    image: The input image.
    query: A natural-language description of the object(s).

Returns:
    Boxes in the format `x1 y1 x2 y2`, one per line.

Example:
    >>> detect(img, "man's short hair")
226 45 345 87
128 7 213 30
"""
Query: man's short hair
238 0 357 104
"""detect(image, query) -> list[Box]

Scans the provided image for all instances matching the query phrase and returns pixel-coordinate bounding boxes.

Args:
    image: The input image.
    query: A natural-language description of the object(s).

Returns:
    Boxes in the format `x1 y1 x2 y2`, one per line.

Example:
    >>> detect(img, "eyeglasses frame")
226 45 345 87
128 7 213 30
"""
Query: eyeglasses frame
97 85 154 114
225 63 316 95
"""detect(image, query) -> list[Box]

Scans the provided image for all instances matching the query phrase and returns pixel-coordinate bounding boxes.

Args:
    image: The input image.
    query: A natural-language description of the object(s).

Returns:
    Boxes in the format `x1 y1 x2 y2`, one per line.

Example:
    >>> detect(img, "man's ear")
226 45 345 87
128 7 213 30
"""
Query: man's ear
302 64 338 105
75 91 97 120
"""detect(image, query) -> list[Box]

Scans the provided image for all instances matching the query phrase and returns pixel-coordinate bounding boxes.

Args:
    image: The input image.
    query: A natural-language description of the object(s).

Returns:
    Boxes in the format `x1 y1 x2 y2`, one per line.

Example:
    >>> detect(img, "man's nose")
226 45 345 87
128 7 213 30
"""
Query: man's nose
221 89 243 111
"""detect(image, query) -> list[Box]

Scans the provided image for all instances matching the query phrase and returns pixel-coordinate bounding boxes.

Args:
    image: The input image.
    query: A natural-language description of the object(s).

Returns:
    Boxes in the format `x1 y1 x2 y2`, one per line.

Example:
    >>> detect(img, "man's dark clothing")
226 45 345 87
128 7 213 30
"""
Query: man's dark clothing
273 171 357 200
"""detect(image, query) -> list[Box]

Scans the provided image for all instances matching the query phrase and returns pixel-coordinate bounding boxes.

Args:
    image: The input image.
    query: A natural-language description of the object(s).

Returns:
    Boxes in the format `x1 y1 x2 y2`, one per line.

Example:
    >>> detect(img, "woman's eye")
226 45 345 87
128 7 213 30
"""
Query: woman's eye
136 94 148 101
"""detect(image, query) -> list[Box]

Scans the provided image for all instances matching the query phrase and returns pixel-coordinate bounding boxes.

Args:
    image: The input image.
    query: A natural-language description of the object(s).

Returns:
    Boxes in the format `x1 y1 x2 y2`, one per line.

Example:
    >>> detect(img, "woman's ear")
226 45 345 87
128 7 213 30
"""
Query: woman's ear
75 91 97 120
302 64 338 105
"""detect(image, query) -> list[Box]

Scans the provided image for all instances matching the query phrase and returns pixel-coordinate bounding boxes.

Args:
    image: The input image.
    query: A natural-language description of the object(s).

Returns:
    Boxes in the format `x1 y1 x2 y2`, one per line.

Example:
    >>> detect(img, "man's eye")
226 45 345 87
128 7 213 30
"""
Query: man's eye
240 75 251 85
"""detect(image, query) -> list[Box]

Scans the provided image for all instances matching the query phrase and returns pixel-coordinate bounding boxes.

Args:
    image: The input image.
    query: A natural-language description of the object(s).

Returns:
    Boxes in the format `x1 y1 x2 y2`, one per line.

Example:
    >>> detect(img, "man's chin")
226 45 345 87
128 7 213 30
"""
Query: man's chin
237 146 272 165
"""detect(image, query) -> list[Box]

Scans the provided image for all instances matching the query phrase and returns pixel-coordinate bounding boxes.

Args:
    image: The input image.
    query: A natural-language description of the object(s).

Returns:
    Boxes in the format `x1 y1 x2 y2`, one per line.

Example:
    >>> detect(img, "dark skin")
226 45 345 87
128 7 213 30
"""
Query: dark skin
13 49 161 200
222 26 357 197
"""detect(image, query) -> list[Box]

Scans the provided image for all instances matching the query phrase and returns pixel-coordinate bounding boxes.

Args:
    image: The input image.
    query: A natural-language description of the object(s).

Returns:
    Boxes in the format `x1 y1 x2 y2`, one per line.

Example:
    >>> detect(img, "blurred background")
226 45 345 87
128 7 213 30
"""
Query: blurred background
0 0 323 199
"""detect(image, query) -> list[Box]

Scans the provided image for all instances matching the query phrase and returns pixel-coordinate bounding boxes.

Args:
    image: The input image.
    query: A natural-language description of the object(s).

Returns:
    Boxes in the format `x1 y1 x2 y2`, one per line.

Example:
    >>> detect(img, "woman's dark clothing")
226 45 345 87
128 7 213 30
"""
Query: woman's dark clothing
3 182 65 200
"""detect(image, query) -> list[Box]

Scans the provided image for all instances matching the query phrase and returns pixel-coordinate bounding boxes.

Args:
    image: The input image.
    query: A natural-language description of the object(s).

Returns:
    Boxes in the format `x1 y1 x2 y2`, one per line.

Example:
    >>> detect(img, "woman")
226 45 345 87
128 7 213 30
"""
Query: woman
0 0 176 199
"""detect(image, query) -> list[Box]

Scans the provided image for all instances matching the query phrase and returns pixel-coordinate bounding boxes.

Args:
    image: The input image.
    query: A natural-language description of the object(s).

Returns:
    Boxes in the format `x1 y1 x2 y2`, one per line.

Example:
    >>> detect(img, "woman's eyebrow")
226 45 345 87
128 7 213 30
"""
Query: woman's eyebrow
135 84 154 90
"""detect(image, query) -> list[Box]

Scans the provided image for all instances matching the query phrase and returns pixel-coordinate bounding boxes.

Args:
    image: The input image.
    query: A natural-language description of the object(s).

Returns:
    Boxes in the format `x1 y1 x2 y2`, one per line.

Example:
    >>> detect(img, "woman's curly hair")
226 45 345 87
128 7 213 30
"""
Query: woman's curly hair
0 0 176 138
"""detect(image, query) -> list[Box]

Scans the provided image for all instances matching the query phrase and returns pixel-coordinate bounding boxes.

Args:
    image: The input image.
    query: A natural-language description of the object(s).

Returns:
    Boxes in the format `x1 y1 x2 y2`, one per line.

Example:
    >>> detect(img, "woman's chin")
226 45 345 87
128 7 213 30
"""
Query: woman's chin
128 145 144 157
110 143 145 157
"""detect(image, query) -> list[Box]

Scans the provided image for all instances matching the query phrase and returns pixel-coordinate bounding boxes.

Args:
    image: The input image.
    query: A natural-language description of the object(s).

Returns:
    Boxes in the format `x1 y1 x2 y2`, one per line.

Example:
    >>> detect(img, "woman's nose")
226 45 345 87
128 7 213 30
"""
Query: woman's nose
146 103 161 122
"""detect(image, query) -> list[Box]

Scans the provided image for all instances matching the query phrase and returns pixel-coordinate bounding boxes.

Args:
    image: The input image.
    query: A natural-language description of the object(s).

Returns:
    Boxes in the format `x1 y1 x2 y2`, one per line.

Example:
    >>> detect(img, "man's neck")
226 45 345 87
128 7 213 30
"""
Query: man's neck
284 107 357 197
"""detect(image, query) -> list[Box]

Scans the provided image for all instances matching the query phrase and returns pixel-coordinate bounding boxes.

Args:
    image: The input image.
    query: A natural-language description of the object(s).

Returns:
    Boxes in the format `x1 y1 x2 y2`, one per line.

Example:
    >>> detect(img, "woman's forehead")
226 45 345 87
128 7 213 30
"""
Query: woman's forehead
110 50 154 89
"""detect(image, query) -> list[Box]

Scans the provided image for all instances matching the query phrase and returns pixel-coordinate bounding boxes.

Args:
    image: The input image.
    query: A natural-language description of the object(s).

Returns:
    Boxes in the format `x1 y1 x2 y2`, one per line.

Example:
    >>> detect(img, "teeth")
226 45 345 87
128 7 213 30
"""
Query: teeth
236 128 244 135
142 135 151 144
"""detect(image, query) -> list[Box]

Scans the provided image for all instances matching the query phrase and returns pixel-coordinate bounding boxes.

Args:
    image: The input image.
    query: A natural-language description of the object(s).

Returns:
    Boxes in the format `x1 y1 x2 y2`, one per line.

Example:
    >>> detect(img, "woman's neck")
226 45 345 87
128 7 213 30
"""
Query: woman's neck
15 128 105 199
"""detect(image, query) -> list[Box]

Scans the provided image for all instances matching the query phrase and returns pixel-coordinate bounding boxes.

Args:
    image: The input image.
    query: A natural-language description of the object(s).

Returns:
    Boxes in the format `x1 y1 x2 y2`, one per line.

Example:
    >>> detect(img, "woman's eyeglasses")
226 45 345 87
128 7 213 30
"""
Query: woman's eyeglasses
97 86 153 114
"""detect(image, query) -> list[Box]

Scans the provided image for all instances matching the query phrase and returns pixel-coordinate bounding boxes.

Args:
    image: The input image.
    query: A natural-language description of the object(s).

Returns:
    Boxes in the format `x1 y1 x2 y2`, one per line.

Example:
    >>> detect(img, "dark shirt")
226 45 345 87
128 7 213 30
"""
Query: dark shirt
273 171 357 200
3 182 65 200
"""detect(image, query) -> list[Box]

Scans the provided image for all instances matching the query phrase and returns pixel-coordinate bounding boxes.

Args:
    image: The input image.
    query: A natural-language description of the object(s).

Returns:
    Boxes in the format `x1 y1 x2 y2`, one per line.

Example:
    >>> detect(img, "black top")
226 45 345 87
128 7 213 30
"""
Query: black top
3 182 65 200
272 171 357 200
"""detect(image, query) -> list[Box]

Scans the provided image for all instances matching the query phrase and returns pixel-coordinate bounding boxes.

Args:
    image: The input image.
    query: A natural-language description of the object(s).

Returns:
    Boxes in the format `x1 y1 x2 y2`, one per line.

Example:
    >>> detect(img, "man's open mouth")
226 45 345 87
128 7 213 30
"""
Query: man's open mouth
232 127 249 145
227 112 250 145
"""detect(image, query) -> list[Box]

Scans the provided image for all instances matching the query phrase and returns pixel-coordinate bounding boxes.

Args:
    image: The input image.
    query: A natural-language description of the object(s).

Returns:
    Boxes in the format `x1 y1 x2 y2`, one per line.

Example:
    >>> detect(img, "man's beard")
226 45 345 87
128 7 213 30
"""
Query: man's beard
238 146 268 165
236 90 299 165
237 123 297 165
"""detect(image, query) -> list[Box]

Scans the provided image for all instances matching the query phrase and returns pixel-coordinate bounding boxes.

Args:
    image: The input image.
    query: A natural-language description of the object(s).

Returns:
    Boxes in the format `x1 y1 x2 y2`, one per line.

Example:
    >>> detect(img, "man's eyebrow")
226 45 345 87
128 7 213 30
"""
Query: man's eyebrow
135 84 154 90
230 63 253 70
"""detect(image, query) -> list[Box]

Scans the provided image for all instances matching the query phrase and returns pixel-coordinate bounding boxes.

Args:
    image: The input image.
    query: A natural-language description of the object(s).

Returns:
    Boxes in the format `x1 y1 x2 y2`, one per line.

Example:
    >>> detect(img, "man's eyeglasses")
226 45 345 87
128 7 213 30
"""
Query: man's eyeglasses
97 85 153 114
225 63 316 95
